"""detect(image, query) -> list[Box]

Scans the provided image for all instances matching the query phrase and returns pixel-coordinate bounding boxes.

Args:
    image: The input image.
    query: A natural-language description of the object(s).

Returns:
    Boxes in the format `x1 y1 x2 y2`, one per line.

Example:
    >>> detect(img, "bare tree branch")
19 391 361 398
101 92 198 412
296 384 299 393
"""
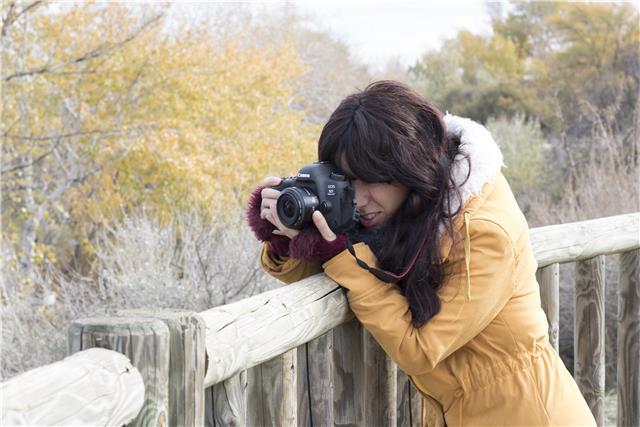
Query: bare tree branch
1 1 44 38
4 11 164 82
3 128 123 142
0 137 62 175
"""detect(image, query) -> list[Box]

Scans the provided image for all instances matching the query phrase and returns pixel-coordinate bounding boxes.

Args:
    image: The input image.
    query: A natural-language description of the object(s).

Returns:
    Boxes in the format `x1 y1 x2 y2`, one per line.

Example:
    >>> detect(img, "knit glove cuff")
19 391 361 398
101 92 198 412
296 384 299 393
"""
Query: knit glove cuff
246 185 290 257
289 228 347 264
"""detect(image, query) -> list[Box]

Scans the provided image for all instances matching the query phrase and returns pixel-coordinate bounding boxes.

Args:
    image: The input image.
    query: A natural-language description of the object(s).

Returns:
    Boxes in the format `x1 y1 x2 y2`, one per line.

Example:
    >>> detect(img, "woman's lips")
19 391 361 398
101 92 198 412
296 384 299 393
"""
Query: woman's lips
360 212 381 228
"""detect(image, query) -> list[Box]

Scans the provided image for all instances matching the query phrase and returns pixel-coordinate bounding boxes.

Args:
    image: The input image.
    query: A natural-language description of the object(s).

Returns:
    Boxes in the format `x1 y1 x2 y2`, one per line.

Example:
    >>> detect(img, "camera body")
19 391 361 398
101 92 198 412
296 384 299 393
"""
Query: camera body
273 161 358 234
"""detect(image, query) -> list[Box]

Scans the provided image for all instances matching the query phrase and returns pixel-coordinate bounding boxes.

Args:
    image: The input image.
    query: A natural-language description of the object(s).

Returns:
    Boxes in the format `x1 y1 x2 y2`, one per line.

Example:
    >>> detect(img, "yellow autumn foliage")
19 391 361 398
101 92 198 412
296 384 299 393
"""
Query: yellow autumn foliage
3 2 319 268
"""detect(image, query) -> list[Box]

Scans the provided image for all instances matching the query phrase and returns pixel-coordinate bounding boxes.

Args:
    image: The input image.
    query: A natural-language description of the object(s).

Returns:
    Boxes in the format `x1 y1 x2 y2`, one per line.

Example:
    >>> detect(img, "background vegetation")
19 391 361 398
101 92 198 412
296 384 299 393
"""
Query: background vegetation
2 4 638 416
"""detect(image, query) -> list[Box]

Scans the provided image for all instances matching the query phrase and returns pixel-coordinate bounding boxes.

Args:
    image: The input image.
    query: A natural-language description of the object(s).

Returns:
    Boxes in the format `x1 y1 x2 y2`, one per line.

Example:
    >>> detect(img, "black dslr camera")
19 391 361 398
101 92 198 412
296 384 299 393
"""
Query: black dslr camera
273 161 359 233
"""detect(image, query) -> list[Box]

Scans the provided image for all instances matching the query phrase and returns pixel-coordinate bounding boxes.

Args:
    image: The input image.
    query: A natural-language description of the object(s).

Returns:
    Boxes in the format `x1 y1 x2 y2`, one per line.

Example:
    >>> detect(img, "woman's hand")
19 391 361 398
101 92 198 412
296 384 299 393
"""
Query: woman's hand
260 176 338 242
289 211 346 263
310 211 337 242
260 176 300 240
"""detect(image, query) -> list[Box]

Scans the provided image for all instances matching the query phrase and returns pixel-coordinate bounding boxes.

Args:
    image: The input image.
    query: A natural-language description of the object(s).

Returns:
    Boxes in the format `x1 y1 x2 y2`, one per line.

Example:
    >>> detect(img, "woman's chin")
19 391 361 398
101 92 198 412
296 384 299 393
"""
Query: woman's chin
360 213 383 229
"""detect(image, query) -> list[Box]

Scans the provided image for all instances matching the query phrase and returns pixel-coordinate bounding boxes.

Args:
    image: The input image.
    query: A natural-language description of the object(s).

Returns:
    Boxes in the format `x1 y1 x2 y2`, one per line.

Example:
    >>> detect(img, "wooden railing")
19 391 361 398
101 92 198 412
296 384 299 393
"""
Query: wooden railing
2 212 638 426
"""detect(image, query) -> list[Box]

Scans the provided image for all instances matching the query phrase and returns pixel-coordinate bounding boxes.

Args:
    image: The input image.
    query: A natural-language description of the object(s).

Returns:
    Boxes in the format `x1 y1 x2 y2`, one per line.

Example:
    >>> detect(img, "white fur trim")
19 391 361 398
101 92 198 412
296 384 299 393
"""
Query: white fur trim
443 114 504 215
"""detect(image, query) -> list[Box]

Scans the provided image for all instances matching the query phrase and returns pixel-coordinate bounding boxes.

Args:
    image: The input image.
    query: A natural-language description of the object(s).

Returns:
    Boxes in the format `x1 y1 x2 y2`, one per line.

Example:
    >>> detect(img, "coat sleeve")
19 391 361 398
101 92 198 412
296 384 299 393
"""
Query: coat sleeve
260 243 324 284
321 219 516 376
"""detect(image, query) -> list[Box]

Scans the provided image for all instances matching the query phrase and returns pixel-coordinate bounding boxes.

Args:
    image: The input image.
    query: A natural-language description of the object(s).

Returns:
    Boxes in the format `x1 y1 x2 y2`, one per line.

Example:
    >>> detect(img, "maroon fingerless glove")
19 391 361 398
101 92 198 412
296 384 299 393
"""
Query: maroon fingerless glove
246 185 348 263
290 228 347 264
246 185 290 257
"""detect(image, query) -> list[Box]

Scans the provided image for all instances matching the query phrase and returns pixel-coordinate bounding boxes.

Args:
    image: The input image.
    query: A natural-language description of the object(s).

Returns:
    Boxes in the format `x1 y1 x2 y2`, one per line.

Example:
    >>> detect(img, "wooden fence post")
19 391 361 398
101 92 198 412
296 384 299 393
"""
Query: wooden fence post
574 256 606 425
364 330 397 425
68 317 170 427
207 371 247 426
333 319 365 425
246 349 297 426
297 332 334 426
119 309 207 427
397 370 420 427
537 263 560 352
618 249 639 427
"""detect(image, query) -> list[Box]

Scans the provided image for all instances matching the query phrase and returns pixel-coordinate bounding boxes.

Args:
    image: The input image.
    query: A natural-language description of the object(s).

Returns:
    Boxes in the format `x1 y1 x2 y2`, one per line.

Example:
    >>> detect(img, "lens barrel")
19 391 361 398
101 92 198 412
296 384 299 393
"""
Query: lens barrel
276 187 319 229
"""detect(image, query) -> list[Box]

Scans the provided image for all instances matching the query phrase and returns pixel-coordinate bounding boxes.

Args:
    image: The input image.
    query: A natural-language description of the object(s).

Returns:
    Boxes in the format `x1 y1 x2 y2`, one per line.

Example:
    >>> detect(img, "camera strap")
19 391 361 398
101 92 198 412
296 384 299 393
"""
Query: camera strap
346 231 428 283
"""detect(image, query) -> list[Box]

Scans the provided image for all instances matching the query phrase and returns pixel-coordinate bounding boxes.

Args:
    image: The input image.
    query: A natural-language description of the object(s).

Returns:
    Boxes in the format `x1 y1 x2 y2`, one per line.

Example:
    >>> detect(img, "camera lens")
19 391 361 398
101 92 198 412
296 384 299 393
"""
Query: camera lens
282 198 297 218
276 188 319 229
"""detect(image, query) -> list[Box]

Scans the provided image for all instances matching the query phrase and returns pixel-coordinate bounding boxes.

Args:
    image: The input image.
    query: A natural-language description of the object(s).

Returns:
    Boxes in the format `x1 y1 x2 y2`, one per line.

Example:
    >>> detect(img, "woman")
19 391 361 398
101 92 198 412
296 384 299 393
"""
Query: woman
247 81 596 426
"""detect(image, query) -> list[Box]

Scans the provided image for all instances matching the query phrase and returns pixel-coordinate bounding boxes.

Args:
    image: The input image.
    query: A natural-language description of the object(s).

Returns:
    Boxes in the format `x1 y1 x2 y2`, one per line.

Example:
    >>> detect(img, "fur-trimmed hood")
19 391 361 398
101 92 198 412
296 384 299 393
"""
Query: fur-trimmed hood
439 114 505 301
443 113 505 216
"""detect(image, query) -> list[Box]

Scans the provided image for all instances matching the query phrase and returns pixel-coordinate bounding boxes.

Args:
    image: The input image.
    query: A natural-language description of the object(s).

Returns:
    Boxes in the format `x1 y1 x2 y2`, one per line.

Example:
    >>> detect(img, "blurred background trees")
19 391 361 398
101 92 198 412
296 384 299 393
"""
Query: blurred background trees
410 2 638 223
1 1 638 399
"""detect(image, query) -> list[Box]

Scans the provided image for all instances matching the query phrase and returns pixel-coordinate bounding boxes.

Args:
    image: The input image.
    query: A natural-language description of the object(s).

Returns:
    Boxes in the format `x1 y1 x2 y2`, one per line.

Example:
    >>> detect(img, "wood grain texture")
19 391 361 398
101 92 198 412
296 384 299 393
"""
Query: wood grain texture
574 256 606 425
118 309 207 427
617 249 640 427
200 273 353 387
396 370 420 427
530 212 639 267
363 330 397 426
188 213 638 425
246 350 297 426
297 332 334 427
68 316 170 427
332 319 365 426
536 263 560 352
1 348 144 426
194 213 638 384
206 371 247 427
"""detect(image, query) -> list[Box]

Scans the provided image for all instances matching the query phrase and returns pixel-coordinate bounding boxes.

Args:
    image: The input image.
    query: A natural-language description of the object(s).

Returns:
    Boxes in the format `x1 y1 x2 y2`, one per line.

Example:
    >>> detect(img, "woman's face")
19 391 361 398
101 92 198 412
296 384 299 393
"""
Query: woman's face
339 160 410 229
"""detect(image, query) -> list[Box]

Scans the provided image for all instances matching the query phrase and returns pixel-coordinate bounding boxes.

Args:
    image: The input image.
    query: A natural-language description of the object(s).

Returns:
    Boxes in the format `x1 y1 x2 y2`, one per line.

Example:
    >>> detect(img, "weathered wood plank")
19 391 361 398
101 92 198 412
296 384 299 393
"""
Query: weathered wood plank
200 274 352 387
363 330 397 425
68 317 170 427
297 332 333 426
1 348 144 426
531 212 639 267
397 370 420 427
207 372 247 427
194 213 638 391
617 249 640 427
536 263 560 351
118 309 207 427
574 256 606 425
296 343 311 427
333 319 365 426
205 386 214 426
247 350 297 426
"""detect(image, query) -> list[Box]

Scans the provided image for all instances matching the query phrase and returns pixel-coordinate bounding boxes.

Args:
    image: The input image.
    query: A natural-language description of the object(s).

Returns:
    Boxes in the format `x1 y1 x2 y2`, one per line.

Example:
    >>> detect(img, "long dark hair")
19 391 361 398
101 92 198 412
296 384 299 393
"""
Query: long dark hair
318 80 470 327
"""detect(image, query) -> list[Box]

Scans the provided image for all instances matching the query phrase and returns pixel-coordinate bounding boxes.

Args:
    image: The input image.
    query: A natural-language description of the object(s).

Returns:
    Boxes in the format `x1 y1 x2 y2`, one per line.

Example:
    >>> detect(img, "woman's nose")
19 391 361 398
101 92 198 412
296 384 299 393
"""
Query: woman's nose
353 181 369 208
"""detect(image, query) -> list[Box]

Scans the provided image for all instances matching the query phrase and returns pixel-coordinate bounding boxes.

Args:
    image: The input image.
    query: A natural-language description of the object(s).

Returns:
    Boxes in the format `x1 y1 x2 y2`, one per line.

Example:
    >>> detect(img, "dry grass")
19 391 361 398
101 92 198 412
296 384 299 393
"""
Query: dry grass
0 210 282 380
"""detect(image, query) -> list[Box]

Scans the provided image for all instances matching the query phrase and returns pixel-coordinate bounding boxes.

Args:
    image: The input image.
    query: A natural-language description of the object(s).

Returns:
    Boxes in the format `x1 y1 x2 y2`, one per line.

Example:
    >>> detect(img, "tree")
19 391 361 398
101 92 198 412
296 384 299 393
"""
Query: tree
409 2 639 211
2 1 318 278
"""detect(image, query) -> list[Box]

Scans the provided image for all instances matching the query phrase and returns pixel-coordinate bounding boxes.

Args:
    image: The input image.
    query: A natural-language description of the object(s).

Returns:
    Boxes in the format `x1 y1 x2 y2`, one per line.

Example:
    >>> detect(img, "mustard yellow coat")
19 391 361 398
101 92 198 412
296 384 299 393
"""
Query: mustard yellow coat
260 172 596 426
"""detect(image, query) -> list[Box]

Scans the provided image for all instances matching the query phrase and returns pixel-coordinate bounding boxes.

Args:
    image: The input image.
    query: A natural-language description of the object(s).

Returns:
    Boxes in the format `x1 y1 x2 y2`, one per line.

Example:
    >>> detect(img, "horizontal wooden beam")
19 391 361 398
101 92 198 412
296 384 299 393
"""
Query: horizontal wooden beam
530 212 639 267
200 274 353 387
200 212 639 387
1 348 144 426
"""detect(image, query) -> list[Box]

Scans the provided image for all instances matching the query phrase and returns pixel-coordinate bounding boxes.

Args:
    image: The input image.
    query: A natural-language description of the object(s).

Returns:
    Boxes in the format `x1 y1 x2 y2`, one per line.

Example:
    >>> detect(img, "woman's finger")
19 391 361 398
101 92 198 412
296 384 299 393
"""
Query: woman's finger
265 211 277 226
262 176 282 187
312 211 337 241
261 187 281 200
